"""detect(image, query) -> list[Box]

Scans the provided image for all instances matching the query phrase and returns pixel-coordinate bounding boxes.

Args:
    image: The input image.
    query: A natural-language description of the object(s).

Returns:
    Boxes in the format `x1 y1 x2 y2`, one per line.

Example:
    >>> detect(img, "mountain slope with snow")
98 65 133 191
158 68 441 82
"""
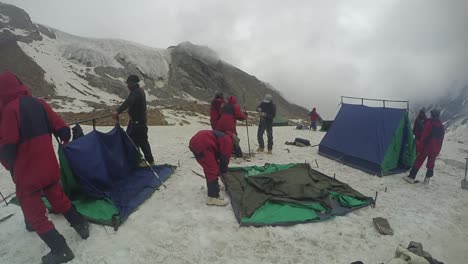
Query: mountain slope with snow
0 2 307 117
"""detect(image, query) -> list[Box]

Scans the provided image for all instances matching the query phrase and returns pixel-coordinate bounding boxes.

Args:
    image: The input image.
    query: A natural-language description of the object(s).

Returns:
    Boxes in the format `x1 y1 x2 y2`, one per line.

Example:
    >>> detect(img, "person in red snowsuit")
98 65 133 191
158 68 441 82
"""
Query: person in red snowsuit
413 108 427 155
215 95 247 157
405 109 445 184
309 108 322 131
209 93 225 129
215 95 247 135
0 71 89 264
189 130 233 206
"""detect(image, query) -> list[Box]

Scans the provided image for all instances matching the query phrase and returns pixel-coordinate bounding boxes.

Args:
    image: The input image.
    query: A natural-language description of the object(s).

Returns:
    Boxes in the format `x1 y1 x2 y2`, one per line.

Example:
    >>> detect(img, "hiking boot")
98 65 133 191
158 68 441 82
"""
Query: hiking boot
267 149 273 155
39 229 75 264
137 160 148 168
426 169 434 178
257 147 264 152
63 206 89 239
403 176 416 184
423 177 430 185
408 167 419 179
206 196 229 206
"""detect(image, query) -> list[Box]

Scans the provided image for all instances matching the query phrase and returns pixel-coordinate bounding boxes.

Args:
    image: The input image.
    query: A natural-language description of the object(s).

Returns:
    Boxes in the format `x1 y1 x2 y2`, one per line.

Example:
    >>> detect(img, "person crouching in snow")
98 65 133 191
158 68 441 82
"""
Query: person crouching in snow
210 92 225 129
189 130 234 206
309 108 322 131
404 109 445 185
0 71 89 264
215 95 247 157
413 108 427 155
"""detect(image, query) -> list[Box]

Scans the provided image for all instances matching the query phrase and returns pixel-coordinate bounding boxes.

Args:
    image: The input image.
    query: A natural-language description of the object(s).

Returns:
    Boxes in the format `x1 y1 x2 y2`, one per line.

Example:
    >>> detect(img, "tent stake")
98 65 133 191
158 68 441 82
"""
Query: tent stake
178 160 180 168
385 187 387 192
315 159 319 168
373 191 378 208
92 119 96 130
334 173 336 179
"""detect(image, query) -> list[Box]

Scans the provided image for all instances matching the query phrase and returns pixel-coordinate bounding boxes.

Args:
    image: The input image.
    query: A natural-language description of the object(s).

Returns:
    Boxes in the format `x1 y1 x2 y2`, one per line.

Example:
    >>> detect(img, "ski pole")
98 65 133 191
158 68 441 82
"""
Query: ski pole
242 93 252 157
117 117 166 188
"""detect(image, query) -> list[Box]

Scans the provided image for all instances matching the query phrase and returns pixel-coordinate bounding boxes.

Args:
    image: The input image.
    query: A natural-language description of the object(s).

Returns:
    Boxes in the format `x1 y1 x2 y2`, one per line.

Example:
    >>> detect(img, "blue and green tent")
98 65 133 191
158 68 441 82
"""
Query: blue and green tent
319 103 416 176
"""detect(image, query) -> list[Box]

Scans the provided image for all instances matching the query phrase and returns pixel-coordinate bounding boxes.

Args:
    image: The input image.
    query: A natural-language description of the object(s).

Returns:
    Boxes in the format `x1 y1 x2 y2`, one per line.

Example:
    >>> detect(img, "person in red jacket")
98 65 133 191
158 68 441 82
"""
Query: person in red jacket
0 71 89 264
215 95 247 135
413 108 427 155
404 109 445 184
209 92 225 129
215 95 247 157
309 108 322 131
189 130 234 206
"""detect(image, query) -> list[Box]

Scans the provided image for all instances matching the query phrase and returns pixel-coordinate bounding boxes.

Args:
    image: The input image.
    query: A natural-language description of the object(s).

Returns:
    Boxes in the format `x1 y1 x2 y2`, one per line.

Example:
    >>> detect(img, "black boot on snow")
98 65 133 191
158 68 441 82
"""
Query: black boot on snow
408 167 419 179
63 206 89 239
426 169 434 178
39 229 74 264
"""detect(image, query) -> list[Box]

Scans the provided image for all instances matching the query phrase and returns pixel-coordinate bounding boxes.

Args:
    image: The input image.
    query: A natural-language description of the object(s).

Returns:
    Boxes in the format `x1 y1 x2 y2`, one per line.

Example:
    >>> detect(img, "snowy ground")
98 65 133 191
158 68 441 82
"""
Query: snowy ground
1 123 467 264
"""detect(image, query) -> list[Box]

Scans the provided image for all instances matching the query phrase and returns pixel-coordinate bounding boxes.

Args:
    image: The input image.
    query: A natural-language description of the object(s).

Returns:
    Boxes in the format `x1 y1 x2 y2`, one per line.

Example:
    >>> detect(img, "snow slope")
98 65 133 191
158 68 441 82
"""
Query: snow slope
0 123 467 264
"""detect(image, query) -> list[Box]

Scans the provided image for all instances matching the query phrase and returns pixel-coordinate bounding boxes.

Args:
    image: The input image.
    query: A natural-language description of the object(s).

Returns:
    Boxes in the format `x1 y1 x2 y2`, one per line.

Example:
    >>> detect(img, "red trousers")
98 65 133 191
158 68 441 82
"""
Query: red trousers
17 182 71 234
413 150 437 171
193 150 219 183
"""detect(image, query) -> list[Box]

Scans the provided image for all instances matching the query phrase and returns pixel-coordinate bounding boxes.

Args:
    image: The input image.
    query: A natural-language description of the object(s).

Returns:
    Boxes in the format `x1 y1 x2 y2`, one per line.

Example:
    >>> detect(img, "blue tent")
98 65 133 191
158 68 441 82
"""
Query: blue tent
319 103 416 176
59 125 174 227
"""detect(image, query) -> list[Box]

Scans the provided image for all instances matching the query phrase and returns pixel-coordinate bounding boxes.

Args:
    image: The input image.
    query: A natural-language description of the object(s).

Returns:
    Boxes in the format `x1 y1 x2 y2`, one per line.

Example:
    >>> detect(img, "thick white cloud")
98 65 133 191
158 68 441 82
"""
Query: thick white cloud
4 0 467 116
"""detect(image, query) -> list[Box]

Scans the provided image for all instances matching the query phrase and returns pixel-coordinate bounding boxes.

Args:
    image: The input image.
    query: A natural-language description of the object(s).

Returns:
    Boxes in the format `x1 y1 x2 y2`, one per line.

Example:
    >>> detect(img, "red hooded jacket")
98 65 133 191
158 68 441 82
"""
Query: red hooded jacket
210 98 224 129
215 96 247 135
420 118 445 156
189 130 233 182
309 108 321 122
0 71 70 190
413 110 427 141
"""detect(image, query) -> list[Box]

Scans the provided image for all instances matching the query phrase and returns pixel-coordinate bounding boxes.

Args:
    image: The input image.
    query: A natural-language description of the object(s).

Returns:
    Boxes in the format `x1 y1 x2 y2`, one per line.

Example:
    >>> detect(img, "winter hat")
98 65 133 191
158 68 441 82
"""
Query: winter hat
430 109 440 118
215 92 224 99
263 94 273 103
126 75 140 84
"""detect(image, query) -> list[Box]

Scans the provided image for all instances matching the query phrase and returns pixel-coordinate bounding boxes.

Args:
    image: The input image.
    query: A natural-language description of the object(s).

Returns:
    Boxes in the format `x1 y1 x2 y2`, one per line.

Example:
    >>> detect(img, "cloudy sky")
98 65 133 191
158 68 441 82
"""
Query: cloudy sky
4 0 468 116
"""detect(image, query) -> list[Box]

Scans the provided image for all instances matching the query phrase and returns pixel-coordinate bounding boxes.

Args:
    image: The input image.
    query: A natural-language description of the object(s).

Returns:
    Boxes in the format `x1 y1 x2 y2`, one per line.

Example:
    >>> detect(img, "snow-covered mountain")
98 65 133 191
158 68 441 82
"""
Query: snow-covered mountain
0 2 307 117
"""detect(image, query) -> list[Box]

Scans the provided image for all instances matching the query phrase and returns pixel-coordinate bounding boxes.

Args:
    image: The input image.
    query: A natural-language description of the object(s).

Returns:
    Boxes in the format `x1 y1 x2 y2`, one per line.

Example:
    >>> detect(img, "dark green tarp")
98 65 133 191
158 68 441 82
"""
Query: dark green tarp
224 163 373 226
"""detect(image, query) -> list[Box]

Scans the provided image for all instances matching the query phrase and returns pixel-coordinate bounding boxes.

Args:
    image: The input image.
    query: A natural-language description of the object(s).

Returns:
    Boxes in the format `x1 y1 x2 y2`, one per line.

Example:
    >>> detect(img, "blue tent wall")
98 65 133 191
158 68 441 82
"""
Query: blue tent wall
318 103 406 175
62 125 173 222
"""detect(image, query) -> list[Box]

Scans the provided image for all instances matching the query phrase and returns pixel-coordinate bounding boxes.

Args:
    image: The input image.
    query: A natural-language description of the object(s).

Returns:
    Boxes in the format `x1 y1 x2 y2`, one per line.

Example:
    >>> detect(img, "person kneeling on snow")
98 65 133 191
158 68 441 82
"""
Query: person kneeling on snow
404 109 445 185
0 71 89 264
189 130 234 206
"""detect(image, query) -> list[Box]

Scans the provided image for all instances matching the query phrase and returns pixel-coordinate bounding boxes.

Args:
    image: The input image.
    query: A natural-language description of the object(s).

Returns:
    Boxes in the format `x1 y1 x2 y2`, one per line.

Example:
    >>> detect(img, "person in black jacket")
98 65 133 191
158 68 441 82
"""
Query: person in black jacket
256 94 276 154
112 75 154 166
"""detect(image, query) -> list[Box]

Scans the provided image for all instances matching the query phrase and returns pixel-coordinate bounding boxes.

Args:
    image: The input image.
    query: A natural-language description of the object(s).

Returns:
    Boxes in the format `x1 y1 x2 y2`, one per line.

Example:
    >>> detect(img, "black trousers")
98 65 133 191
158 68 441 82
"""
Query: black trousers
257 118 273 149
127 122 154 163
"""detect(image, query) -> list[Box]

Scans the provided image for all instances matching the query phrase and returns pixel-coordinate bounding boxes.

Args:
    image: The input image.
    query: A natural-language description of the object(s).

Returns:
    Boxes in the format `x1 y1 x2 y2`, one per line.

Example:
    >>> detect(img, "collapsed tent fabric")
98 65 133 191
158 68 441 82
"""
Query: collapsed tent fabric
223 163 373 227
59 125 174 227
319 103 416 176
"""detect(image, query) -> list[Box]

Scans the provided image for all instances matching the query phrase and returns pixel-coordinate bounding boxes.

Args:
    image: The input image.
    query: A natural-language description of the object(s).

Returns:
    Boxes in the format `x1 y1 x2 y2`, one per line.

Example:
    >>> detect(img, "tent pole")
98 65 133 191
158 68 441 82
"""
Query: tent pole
373 191 378 208
361 98 364 105
383 100 386 108
92 119 96 130
121 129 166 188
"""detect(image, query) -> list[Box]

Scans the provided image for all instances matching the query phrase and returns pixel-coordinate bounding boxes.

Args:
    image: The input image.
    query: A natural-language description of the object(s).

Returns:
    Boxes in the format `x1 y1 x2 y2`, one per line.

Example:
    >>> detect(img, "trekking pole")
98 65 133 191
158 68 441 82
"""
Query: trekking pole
116 116 166 189
242 92 252 158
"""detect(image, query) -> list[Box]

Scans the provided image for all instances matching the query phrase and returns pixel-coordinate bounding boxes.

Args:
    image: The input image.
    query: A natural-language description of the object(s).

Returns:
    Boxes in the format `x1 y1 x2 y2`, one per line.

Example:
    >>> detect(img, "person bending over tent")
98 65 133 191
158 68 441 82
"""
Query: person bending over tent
189 130 234 206
413 108 427 155
404 109 445 185
113 75 155 167
309 107 322 131
0 71 89 264
215 95 247 157
257 94 276 154
210 92 225 129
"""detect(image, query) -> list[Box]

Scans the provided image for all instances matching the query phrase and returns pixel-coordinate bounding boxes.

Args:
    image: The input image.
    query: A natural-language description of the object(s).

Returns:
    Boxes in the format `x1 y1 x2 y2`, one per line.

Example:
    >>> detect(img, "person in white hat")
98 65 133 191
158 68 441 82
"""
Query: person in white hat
256 94 276 154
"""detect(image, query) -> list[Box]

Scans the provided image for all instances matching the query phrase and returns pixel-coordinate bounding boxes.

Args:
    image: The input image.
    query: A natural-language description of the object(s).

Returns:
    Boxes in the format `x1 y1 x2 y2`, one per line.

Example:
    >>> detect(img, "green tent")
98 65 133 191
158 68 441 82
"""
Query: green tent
224 163 373 226
272 116 289 126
